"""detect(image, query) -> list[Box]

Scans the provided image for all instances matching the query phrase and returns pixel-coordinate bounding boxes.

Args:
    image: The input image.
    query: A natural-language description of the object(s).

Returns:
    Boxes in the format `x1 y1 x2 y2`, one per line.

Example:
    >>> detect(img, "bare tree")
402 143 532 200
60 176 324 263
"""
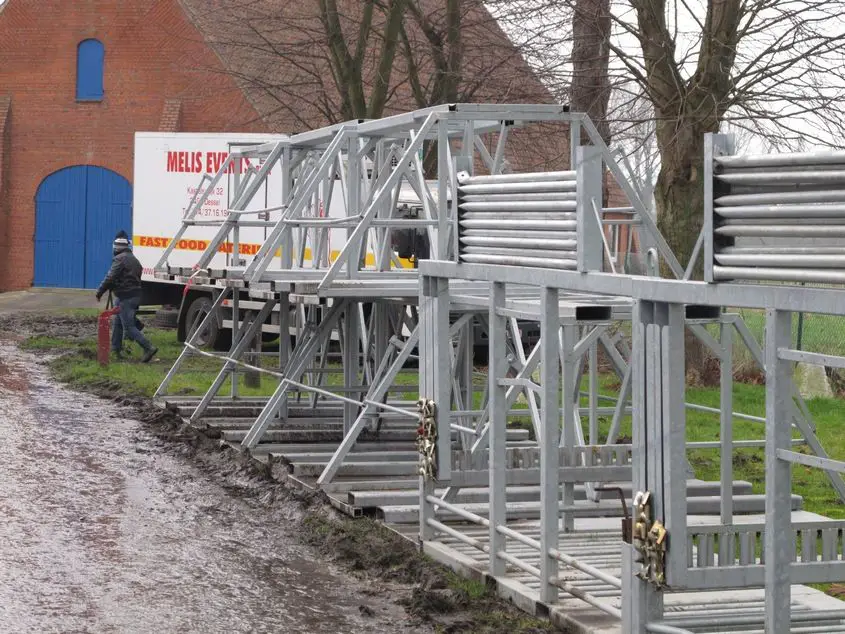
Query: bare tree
492 0 845 275
607 0 845 274
319 0 409 120
180 0 544 136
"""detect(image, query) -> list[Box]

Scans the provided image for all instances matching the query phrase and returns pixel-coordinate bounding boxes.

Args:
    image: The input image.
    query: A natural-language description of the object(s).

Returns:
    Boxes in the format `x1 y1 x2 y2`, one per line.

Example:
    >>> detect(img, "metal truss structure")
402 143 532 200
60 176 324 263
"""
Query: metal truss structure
154 105 845 632
418 132 845 633
154 103 677 484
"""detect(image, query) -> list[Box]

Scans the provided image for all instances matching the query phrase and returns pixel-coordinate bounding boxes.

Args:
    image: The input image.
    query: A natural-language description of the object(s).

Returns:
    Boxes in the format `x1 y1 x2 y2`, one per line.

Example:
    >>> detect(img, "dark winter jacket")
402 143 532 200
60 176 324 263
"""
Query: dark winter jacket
97 248 143 299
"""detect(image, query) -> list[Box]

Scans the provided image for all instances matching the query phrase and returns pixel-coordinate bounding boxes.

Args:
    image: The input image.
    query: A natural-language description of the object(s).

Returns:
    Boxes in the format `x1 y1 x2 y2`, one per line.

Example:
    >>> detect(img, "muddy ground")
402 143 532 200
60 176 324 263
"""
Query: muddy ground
0 311 557 633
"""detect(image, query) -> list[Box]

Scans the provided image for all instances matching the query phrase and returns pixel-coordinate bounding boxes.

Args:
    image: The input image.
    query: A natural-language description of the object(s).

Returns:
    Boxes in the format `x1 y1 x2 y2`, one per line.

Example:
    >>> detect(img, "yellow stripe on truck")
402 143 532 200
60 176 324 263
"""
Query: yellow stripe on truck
133 235 415 268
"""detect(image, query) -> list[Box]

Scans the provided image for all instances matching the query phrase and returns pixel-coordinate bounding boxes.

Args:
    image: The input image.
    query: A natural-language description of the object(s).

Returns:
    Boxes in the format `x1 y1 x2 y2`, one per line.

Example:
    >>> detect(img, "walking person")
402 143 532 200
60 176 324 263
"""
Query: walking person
96 232 158 362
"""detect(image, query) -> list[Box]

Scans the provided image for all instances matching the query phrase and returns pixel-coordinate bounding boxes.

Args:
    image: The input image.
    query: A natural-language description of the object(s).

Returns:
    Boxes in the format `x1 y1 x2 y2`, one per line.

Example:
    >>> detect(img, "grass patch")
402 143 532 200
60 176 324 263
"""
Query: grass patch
20 335 81 351
56 308 102 318
29 327 423 401
32 326 845 521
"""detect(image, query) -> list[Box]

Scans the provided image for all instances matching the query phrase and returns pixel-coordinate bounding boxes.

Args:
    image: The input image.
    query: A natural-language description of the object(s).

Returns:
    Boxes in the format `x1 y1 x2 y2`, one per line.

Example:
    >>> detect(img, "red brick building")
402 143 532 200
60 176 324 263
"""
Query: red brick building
0 0 621 291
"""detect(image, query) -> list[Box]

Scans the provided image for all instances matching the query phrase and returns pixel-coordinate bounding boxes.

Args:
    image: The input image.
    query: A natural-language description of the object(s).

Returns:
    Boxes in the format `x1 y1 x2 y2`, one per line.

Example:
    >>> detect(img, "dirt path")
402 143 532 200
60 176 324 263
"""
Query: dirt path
0 288 101 315
0 340 430 634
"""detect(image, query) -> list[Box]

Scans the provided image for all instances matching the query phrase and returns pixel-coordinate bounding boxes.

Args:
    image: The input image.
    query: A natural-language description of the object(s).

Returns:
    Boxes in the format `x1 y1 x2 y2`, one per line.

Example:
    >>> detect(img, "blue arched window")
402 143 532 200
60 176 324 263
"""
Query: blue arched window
76 39 104 101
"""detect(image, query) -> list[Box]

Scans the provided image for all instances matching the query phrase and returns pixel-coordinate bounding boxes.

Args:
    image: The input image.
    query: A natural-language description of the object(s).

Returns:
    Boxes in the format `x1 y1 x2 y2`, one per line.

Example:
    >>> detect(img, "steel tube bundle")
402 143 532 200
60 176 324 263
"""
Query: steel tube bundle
460 254 578 269
717 170 845 186
459 229 577 240
709 143 845 284
460 201 577 213
715 253 845 268
460 219 576 231
460 211 576 221
717 203 845 219
459 170 575 185
457 180 576 195
460 236 577 250
713 266 845 284
716 190 845 206
714 225 845 238
461 192 577 202
457 170 581 270
716 149 845 169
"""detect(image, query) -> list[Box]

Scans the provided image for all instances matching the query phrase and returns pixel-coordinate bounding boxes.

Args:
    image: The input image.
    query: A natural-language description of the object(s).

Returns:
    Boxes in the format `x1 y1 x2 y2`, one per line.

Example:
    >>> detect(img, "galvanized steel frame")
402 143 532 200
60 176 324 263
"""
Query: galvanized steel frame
420 251 845 631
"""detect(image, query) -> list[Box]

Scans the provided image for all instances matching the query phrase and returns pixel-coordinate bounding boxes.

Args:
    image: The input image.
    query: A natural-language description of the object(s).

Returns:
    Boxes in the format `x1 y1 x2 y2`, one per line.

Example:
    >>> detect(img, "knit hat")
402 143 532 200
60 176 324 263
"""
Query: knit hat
113 230 131 253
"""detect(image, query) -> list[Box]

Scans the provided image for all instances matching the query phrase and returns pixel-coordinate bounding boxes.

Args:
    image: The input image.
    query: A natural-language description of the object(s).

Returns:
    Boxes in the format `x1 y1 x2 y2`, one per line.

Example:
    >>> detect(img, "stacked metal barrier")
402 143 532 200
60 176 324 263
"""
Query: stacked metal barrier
705 134 845 284
456 170 579 269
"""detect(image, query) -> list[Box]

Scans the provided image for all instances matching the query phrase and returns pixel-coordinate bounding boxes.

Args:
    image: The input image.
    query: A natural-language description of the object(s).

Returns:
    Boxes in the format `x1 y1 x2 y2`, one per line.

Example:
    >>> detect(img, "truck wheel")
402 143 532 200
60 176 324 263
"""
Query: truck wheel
184 296 219 348
152 307 179 330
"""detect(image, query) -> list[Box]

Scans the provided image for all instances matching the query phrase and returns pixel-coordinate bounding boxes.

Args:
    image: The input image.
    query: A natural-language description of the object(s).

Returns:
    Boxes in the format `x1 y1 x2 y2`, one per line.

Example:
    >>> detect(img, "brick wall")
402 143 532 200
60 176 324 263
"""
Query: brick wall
0 0 264 290
0 95 10 284
159 99 183 132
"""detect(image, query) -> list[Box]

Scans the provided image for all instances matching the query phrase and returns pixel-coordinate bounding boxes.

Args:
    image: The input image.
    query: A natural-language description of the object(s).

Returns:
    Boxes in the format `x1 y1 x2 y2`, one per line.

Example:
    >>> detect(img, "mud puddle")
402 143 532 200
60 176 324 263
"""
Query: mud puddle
0 342 428 634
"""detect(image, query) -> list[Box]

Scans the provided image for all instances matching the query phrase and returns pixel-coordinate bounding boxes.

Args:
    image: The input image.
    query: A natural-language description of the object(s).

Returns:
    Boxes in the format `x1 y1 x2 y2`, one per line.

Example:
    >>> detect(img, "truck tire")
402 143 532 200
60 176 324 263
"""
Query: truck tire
152 307 179 330
184 295 220 349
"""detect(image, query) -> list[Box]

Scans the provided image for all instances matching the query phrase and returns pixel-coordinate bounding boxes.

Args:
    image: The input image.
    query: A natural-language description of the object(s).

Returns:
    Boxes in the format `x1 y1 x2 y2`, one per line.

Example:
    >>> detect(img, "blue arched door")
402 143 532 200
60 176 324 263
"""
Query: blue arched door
34 166 132 288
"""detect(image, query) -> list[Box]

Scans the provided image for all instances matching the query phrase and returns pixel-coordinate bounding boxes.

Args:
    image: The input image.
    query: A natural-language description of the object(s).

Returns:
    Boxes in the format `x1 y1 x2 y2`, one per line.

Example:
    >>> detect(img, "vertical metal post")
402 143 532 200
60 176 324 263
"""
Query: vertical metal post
720 320 734 524
281 146 293 269
570 119 581 168
437 119 449 260
658 302 688 585
373 303 389 431
231 289 240 398
343 301 360 435
419 275 452 542
625 300 662 633
561 324 576 532
232 152 243 269
589 339 598 445
489 282 507 576
433 278 452 482
462 320 474 432
576 145 604 272
703 134 716 283
765 309 793 634
278 293 290 419
796 308 805 351
703 134 734 283
419 277 435 541
347 133 361 278
540 286 560 603
462 120 474 164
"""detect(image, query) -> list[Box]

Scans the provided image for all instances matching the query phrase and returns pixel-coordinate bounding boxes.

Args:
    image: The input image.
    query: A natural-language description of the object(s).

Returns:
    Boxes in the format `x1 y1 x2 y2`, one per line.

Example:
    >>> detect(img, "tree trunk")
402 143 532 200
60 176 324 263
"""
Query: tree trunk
570 0 610 203
654 166 705 278
654 129 719 383
570 0 611 146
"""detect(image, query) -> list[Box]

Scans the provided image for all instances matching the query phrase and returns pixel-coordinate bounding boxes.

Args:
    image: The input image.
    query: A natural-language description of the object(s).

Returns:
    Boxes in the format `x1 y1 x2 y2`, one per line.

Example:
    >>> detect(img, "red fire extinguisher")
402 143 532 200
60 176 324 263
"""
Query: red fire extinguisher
98 304 121 366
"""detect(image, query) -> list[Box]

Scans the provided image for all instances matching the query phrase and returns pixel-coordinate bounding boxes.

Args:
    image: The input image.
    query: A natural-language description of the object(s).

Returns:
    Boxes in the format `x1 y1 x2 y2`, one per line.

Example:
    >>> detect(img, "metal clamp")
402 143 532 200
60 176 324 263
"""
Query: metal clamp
632 491 668 588
416 399 438 481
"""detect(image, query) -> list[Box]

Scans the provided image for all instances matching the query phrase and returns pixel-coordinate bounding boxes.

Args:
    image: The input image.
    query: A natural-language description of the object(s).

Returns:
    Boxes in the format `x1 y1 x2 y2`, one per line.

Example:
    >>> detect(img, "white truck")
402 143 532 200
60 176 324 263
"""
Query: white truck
132 132 429 349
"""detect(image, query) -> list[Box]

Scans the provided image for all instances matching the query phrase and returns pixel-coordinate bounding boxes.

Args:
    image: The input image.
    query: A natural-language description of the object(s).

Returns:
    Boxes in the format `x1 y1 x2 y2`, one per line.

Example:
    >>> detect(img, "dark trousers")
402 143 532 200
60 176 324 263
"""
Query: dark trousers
112 295 153 353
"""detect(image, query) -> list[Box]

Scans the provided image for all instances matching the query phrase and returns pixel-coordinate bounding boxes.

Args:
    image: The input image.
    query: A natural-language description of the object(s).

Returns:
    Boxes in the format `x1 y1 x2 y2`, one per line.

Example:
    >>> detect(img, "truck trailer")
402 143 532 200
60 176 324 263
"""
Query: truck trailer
132 131 430 349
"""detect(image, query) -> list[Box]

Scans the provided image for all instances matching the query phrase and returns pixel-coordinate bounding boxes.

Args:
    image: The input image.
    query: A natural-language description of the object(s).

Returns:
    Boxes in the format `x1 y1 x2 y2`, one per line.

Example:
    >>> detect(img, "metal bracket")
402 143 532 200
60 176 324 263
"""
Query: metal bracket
597 485 631 542
632 491 668 588
417 399 438 480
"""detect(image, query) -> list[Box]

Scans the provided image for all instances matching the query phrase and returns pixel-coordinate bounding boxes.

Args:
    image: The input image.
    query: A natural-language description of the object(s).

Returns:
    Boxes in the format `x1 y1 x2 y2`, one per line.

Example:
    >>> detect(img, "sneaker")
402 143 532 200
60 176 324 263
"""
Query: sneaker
141 347 158 363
